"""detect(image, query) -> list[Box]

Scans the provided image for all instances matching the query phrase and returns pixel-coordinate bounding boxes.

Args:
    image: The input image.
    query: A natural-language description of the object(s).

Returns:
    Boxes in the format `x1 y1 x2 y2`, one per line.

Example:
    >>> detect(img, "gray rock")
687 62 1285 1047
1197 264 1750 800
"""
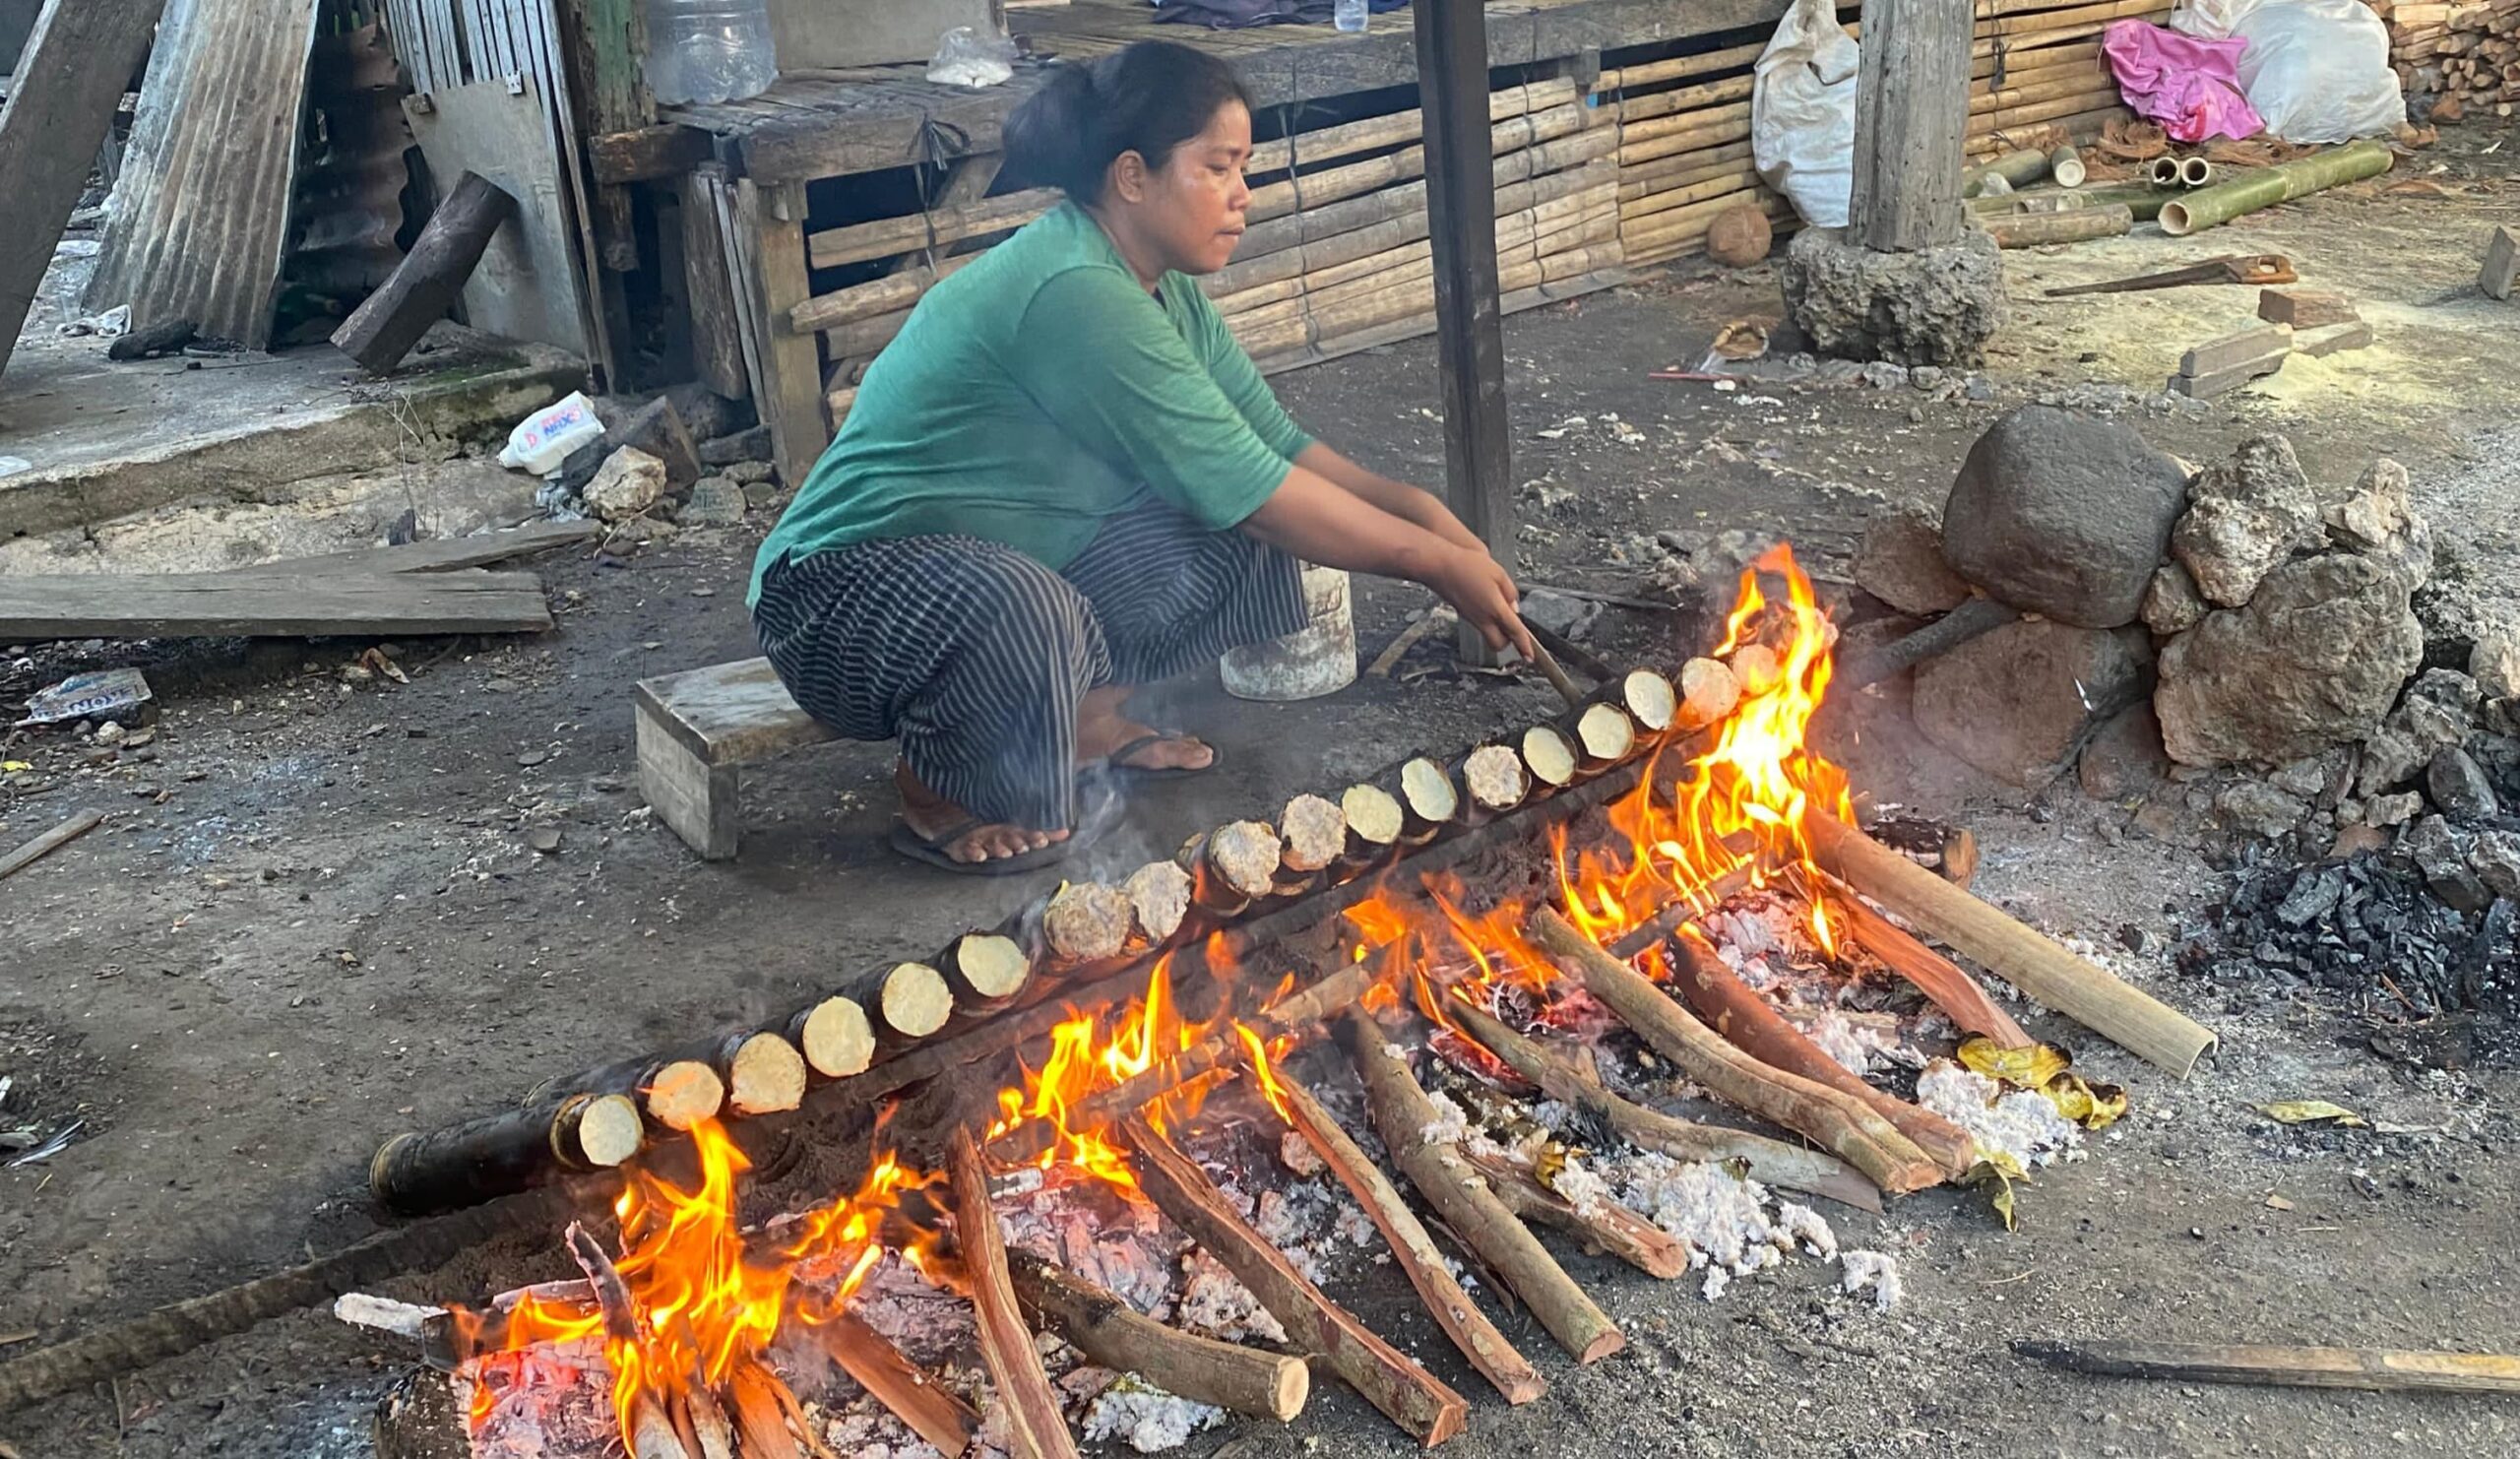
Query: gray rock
1854 508 1970 616
2325 459 2431 591
1912 366 1947 390
2362 791 2425 829
2216 781 2310 840
583 447 667 522
1858 361 1912 390
2471 625 2520 701
1518 587 1603 642
2472 830 2520 902
2154 552 2424 765
699 425 772 468
2393 668 2481 751
2172 435 2320 607
2078 702 2172 800
724 460 777 485
2142 563 2209 635
1940 406 2190 628
2426 746 2499 823
679 476 749 527
2357 728 2428 797
2275 865 2345 925
1913 620 2154 787
2403 814 2491 913
1779 226 2005 367
2268 752 2343 801
2130 795 2203 848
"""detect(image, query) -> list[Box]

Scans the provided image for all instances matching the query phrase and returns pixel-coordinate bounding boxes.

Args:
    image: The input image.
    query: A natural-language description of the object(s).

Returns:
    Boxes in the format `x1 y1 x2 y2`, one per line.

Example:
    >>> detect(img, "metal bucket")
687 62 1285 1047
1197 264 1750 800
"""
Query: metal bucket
1221 563 1357 702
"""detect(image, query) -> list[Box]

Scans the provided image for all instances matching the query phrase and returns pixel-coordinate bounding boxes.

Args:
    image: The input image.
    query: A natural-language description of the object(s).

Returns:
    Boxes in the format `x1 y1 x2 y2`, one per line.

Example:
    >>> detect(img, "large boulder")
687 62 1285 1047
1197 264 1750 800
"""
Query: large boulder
1778 227 2005 367
1854 507 1971 616
1913 619 2154 787
1941 407 2190 629
2170 435 2320 607
2154 552 2424 766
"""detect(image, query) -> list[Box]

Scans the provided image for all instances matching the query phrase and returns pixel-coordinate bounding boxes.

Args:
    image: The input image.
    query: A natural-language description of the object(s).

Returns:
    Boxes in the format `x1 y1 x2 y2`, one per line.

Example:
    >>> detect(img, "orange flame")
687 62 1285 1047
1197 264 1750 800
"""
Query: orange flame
1236 1024 1295 1125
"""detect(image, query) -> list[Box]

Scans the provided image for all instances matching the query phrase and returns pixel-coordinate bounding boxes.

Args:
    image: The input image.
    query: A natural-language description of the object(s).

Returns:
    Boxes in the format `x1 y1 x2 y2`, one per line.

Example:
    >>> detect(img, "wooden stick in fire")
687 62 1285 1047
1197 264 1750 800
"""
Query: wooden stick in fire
1659 927 1981 1178
562 1223 692 1459
1339 1012 1626 1364
948 1127 1083 1459
809 1309 977 1456
1115 1112 1470 1447
1804 812 2217 1076
1526 907 1945 1194
1440 995 1884 1214
1818 875 2034 1047
1274 1069 1549 1404
1518 627 1588 710
1452 1144 1691 1279
1006 1248 1310 1422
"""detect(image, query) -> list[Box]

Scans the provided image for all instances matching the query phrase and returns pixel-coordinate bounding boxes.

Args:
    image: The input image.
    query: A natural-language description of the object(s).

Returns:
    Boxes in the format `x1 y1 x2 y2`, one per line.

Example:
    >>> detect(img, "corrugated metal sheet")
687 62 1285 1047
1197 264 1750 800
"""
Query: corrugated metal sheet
84 0 329 348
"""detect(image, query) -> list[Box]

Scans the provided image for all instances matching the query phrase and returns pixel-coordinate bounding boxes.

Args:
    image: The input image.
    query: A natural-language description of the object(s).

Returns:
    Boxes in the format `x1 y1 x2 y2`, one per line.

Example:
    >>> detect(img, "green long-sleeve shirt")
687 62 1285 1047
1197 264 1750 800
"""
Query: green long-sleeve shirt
748 202 1313 605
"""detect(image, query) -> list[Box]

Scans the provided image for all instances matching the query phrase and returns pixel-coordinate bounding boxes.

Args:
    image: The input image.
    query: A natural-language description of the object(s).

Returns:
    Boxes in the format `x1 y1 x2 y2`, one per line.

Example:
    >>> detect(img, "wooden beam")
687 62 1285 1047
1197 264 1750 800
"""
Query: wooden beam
1115 1113 1468 1448
0 571 556 639
2015 1339 2520 1396
0 0 168 381
590 124 711 184
949 1129 1080 1459
1413 0 1517 663
0 809 105 883
1006 1248 1309 1422
1848 0 1974 250
217 521 599 577
808 1309 978 1455
332 172 518 375
735 179 830 492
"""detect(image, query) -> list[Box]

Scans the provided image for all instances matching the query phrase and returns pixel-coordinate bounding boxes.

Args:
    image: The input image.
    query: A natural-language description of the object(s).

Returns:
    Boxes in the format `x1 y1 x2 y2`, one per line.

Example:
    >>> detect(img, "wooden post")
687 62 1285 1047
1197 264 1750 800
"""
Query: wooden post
1847 0 1974 252
332 173 519 374
1413 0 1516 664
0 0 167 382
736 179 830 490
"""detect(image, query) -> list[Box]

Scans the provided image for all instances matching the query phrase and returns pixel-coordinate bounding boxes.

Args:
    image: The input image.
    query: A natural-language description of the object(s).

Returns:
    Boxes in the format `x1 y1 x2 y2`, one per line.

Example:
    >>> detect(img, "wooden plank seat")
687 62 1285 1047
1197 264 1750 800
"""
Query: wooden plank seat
635 657 836 859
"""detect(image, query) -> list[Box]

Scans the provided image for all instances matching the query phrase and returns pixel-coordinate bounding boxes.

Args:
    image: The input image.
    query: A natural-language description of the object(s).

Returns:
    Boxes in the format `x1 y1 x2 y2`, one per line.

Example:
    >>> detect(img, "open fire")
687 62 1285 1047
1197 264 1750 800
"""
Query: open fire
400 542 2196 1458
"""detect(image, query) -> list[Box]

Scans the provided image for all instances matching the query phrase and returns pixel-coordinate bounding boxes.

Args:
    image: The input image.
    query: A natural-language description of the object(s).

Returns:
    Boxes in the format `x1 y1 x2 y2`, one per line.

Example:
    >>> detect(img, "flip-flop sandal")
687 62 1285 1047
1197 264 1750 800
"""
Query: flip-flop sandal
888 778 1119 876
1102 730 1223 782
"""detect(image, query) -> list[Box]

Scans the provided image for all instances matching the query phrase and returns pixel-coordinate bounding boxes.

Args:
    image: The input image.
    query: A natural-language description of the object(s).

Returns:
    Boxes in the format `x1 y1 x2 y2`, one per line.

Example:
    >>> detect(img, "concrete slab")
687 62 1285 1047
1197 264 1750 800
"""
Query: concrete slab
0 317 582 540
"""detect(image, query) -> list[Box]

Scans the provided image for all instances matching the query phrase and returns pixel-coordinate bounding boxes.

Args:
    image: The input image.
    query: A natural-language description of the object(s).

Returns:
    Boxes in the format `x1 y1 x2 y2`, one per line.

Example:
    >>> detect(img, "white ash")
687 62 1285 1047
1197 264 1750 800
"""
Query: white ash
819 1407 946 1459
1333 1201 1380 1249
1176 1249 1287 1345
1840 1249 1903 1311
1802 1007 1874 1076
1083 1377 1228 1453
1279 1128 1327 1177
1419 1089 1472 1145
1700 1268 1732 1302
1610 1152 1835 1282
839 1254 977 1368
1529 1099 1578 1135
1542 1150 1620 1222
1705 905 1785 960
1775 1202 1840 1260
1917 1061 2083 1169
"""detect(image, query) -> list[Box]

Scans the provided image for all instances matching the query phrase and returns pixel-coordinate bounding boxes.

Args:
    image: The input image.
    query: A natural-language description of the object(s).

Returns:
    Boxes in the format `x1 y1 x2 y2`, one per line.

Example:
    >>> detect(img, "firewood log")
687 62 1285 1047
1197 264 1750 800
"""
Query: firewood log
809 1310 978 1454
949 1129 1081 1459
1006 1248 1311 1421
1452 1144 1691 1278
1823 880 2032 1047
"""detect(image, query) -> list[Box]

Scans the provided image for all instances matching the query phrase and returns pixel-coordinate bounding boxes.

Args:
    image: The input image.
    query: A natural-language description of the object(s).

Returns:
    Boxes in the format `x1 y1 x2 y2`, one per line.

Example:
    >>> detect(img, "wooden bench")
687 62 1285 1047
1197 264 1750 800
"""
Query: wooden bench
634 658 836 859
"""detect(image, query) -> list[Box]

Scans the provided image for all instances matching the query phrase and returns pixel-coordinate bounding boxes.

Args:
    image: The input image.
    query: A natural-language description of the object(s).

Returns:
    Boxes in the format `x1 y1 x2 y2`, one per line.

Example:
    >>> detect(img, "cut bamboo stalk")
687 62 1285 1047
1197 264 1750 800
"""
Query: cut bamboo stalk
1245 78 1580 175
945 932 1034 1005
1964 147 2053 195
2179 156 2215 187
870 961 955 1042
1618 105 1754 164
1603 38 1768 91
1443 995 1882 1212
1045 881 1137 963
1123 860 1195 947
1617 72 1757 125
367 1092 645 1215
1970 71 2112 118
1970 88 2126 134
2050 143 2089 186
1674 657 1744 731
1340 784 1407 860
1619 95 1757 146
788 995 874 1080
2013 1339 2520 1395
1006 1247 1310 1420
1619 168 1765 223
715 1032 807 1116
1459 744 1532 820
1454 1144 1691 1279
1527 908 1944 1193
1278 793 1351 880
949 1129 1081 1459
1617 139 1756 197
1277 1070 1549 1403
1981 202 2133 246
1399 757 1461 840
1661 929 1980 1178
1971 38 2106 82
806 187 1061 271
790 253 977 334
2160 138 2394 235
1806 813 2215 1073
1340 1013 1626 1364
1521 725 1581 792
626 1058 724 1131
810 1309 978 1456
1117 1113 1470 1447
1179 821 1284 916
1824 881 2033 1047
1620 187 1772 253
1983 0 2168 38
1616 668 1679 734
1571 702 1638 767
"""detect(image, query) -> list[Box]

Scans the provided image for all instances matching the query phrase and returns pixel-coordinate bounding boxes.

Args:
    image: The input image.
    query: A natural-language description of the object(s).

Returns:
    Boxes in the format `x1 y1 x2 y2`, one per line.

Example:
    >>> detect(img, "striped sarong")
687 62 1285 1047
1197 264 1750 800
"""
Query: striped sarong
753 503 1306 832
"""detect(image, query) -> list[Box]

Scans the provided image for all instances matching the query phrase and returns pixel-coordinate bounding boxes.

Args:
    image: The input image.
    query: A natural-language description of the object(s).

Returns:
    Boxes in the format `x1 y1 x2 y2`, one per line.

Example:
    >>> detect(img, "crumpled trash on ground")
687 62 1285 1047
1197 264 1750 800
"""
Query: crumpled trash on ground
55 302 130 339
2172 0 2406 144
2102 20 2263 143
17 667 155 729
496 391 604 476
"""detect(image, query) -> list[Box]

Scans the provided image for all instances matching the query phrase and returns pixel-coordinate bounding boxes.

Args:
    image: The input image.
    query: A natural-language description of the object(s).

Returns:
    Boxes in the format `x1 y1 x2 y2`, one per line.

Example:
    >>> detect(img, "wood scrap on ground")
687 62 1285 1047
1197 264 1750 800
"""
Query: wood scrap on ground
0 810 105 882
2016 1338 2520 1395
0 571 555 639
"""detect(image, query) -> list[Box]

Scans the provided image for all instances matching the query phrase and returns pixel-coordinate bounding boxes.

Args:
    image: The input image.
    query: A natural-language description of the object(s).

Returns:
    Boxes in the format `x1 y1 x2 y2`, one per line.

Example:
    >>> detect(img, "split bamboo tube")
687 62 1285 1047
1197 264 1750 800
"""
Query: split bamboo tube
1245 78 1579 175
1804 813 2215 1075
1601 38 1768 91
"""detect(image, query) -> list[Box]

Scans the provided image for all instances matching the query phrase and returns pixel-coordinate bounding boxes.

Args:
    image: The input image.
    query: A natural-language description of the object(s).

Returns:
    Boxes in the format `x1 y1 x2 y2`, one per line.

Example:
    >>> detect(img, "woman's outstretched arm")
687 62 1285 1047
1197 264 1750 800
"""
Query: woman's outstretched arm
1241 464 1536 661
1294 442 1489 556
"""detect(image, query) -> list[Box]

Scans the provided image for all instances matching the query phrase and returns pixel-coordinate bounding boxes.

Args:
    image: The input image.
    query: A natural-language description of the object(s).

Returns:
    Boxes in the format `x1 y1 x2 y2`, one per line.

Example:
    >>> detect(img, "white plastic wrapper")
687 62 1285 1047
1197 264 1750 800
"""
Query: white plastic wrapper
496 391 604 476
1751 0 1861 228
2172 0 2405 144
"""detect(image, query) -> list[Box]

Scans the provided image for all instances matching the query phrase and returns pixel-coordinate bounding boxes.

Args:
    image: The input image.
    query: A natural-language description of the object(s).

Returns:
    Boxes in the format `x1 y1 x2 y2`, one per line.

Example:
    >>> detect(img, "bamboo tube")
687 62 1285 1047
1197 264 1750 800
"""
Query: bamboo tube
1210 156 1607 296
1603 37 1768 91
367 1093 645 1215
1981 202 2133 246
1277 1071 1548 1404
1246 78 1579 175
1617 72 1757 125
1970 87 2127 133
1971 71 2112 117
788 994 873 1079
805 186 1061 271
1443 995 1883 1212
790 253 976 334
1618 99 1755 155
2179 155 2216 187
1984 0 2169 38
715 1032 808 1116
1971 38 2105 81
1527 908 1945 1194
1006 1249 1311 1421
1247 99 1590 225
1618 139 1757 199
1620 167 1764 223
2050 144 2089 187
1621 186 1772 253
2160 138 2391 235
1340 1013 1625 1364
2014 1339 2520 1396
1805 812 2215 1074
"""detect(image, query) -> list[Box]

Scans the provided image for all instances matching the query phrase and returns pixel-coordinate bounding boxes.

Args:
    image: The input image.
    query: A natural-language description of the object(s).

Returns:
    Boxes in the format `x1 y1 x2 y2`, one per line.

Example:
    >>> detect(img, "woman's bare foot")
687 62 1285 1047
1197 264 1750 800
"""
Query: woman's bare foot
895 762 1068 864
1077 685 1216 773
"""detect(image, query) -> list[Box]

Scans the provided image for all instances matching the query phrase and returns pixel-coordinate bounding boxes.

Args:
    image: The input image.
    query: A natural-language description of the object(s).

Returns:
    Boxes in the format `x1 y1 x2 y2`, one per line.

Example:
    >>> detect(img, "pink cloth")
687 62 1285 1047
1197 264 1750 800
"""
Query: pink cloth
2102 20 2264 143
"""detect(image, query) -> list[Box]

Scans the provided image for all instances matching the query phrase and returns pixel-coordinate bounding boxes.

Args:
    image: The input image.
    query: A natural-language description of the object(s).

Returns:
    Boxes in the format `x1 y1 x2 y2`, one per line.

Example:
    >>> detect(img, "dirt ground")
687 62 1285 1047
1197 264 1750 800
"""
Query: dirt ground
5 125 2520 1457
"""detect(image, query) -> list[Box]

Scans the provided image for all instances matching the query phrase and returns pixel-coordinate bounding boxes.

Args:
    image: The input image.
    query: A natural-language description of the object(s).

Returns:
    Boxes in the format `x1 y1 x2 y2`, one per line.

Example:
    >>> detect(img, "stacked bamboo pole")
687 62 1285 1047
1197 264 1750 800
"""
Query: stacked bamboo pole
2367 0 2520 116
1609 2 2163 267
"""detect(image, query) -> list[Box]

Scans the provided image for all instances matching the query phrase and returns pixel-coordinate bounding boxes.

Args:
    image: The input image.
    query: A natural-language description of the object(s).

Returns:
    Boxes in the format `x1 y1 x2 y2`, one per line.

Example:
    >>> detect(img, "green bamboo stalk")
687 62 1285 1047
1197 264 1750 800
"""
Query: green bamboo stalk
1980 202 2134 248
1971 182 2174 222
2159 138 2395 237
1963 147 2052 197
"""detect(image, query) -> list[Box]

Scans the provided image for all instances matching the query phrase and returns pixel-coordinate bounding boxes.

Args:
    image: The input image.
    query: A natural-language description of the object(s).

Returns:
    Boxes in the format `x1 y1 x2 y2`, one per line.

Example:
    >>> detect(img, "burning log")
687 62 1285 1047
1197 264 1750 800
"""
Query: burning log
563 1222 692 1459
948 1129 1082 1459
1660 930 1980 1178
1459 744 1531 820
368 1093 644 1215
1275 1070 1548 1404
1441 996 1882 1213
1339 1013 1626 1364
1823 878 2033 1047
1116 1112 1470 1447
1526 908 1944 1195
1804 813 2217 1075
1519 725 1581 793
725 1364 806 1459
1045 882 1136 963
788 996 874 1080
1397 758 1461 841
1123 862 1195 947
1452 1145 1690 1279
716 1033 808 1116
1673 658 1742 731
1006 1248 1309 1422
684 1379 738 1459
809 1309 977 1455
1339 784 1406 861
947 932 1035 1005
